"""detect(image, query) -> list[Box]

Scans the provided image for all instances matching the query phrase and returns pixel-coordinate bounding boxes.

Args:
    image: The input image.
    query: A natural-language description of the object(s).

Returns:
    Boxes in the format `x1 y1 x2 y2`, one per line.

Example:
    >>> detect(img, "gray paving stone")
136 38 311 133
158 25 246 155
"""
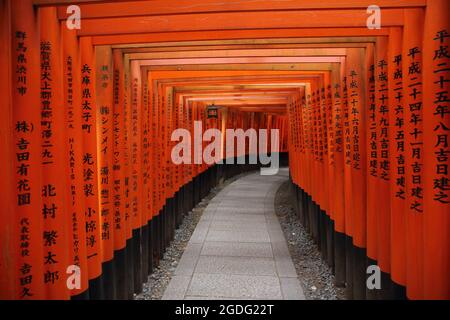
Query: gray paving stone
194 256 277 276
280 277 306 300
267 227 287 243
186 273 283 299
212 212 267 222
208 220 268 231
274 258 298 278
201 241 273 258
215 204 266 212
162 275 192 300
190 223 210 243
214 207 266 214
206 229 271 243
271 240 291 259
175 243 203 276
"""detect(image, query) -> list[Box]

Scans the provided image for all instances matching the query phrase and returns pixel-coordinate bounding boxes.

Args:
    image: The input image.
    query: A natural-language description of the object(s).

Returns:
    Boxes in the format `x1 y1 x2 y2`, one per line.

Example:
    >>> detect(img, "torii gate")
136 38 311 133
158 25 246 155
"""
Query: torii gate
0 0 448 301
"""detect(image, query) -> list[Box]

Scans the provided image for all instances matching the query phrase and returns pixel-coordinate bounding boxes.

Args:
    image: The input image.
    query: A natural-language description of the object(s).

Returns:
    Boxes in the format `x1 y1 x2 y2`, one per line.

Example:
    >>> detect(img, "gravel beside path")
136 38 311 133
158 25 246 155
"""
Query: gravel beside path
274 181 346 300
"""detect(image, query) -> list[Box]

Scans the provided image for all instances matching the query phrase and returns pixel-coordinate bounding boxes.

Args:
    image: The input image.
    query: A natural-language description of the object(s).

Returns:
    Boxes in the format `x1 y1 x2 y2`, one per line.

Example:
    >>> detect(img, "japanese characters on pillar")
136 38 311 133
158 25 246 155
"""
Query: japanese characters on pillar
368 62 377 180
158 82 164 211
188 101 194 180
80 37 102 281
299 89 306 186
294 92 301 183
96 46 114 263
306 85 314 196
166 87 175 197
112 50 126 251
424 12 450 210
331 64 345 234
173 93 180 192
312 85 320 203
130 60 142 231
317 84 326 207
422 0 450 299
293 94 300 153
405 13 425 215
365 43 378 260
388 27 407 288
288 99 295 178
183 98 191 185
123 56 132 240
320 76 330 215
325 72 335 220
158 83 166 208
141 68 151 223
150 74 160 214
178 95 185 186
61 21 89 296
39 6 70 299
403 9 425 300
314 80 324 204
11 0 45 300
346 49 367 249
342 62 354 239
375 37 391 273
161 83 168 201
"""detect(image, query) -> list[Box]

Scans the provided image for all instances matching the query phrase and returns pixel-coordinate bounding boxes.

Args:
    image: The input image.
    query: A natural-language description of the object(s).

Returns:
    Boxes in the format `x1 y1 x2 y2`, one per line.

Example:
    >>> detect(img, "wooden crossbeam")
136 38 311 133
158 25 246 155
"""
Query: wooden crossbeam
78 9 404 36
127 48 347 60
48 0 426 19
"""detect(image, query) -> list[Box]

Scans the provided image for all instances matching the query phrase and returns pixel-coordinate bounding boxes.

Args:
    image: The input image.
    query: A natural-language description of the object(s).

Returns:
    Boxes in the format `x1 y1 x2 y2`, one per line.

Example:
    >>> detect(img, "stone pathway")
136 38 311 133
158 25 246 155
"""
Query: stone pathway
162 168 305 300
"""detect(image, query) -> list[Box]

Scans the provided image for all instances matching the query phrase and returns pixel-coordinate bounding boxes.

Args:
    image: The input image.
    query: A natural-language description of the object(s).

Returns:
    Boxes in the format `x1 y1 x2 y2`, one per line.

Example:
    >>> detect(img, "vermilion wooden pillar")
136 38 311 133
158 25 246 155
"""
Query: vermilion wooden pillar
130 59 143 294
311 80 320 213
122 53 134 299
319 74 330 263
304 86 312 203
403 9 425 300
331 63 346 287
173 91 180 197
112 49 128 300
422 0 450 300
388 27 407 294
342 56 354 260
148 69 160 270
39 6 72 299
345 48 367 300
325 71 334 220
374 36 394 298
96 45 116 299
140 64 151 277
79 36 103 298
365 43 378 277
61 20 89 299
165 86 175 200
157 80 167 253
11 0 45 300
321 73 330 215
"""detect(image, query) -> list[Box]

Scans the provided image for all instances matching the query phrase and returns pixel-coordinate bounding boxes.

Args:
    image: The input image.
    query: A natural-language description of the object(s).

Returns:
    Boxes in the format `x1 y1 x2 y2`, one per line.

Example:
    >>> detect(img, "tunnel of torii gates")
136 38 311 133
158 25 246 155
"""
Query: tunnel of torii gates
0 0 449 301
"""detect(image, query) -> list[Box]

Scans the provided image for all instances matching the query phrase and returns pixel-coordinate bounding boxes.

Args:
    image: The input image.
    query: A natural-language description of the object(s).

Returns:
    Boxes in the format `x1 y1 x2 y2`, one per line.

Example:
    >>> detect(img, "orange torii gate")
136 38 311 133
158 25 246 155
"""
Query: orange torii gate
0 0 448 301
